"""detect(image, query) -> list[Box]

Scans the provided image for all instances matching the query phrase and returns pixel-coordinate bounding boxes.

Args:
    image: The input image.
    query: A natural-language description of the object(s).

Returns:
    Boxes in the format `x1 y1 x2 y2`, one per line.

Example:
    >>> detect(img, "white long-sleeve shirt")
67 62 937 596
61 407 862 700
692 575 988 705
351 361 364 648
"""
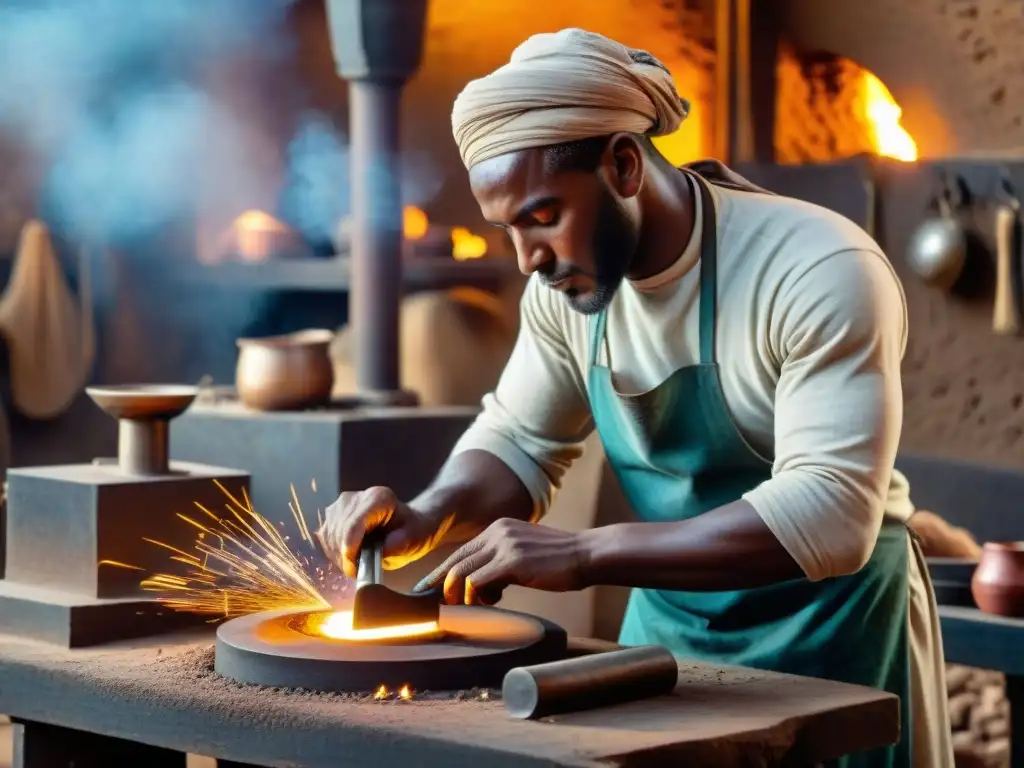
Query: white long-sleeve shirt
452 174 909 583
450 174 952 765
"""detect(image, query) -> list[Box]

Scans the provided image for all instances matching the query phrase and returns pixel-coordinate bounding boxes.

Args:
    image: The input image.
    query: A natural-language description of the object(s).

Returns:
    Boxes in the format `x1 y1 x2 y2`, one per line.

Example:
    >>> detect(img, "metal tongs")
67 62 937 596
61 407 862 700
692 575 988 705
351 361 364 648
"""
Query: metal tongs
350 533 444 630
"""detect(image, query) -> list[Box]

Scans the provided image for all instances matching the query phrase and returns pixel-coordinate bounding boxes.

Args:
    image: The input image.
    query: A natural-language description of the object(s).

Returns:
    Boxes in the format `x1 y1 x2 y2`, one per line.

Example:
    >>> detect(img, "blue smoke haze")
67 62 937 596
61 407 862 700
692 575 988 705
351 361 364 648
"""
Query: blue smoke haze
0 0 445 252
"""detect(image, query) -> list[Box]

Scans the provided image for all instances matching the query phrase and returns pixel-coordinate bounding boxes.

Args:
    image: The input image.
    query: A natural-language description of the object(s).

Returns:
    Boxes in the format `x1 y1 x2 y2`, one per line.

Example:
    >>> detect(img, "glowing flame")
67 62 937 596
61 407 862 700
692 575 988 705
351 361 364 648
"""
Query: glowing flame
318 610 439 642
399 685 412 701
451 226 488 261
231 210 290 262
403 206 429 240
861 72 917 162
374 685 388 700
402 206 488 259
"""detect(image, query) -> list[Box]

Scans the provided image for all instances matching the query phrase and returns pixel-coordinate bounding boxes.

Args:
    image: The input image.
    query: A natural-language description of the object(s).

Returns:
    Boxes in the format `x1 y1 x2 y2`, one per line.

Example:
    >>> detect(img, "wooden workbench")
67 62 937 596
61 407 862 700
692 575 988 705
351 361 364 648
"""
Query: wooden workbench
0 631 898 767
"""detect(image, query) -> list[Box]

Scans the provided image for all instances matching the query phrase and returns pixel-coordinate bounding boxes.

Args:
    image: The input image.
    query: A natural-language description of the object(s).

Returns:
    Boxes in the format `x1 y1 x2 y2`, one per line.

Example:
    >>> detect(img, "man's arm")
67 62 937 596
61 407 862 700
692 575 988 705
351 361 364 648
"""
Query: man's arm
410 277 595 545
580 248 906 591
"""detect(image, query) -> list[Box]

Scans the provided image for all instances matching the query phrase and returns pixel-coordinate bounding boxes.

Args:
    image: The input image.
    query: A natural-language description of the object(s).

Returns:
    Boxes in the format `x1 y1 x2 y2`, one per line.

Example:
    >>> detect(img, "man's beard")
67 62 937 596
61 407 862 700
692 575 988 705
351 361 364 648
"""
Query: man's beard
543 187 639 315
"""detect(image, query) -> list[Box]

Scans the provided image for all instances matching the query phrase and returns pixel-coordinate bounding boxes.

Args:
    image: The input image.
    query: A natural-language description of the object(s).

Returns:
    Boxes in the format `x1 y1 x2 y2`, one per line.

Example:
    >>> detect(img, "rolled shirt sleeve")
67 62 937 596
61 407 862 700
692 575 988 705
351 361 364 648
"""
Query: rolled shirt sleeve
742 249 908 581
450 277 594 517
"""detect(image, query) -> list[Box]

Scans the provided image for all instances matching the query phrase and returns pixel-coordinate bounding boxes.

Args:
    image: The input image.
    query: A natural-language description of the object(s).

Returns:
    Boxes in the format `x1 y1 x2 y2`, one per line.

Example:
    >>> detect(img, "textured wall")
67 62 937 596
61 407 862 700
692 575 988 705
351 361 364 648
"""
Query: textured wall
873 162 1024 470
779 0 1024 157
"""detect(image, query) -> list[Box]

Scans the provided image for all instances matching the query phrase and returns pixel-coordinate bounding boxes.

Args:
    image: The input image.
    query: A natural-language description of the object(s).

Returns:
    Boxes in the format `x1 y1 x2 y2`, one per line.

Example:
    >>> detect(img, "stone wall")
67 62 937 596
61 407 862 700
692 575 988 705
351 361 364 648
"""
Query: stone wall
886 162 1024 471
778 0 1024 158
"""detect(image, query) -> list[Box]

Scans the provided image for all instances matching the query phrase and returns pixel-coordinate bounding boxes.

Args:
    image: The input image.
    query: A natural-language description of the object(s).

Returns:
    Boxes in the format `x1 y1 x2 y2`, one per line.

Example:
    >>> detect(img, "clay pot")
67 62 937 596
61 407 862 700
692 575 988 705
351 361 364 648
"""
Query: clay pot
236 329 335 411
971 542 1024 617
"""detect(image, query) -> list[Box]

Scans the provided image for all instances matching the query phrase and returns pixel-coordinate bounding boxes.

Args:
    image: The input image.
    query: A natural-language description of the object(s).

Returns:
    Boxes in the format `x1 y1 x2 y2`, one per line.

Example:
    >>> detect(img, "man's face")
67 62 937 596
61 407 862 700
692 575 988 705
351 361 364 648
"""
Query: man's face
468 142 642 315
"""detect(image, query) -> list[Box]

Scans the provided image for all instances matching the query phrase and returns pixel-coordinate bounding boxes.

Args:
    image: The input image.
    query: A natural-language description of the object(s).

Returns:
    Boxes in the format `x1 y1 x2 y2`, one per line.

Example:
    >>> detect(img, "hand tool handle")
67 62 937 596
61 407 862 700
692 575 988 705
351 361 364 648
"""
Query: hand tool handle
502 645 678 720
994 204 1021 335
355 534 383 590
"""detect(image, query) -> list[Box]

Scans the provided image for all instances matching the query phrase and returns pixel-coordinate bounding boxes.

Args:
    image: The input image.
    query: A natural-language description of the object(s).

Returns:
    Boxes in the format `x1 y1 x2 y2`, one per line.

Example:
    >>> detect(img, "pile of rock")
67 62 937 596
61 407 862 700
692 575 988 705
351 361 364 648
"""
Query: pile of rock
947 664 1009 768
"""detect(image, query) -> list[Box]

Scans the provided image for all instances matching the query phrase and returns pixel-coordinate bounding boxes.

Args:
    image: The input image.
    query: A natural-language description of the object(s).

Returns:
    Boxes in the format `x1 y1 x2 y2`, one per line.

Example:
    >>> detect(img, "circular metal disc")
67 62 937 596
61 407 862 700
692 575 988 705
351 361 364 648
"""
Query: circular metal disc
215 606 566 693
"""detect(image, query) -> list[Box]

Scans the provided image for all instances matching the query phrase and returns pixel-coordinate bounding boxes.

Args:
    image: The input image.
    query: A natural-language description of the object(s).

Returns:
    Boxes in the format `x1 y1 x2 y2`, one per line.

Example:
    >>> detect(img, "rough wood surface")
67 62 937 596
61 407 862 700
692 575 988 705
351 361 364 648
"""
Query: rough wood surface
0 630 897 768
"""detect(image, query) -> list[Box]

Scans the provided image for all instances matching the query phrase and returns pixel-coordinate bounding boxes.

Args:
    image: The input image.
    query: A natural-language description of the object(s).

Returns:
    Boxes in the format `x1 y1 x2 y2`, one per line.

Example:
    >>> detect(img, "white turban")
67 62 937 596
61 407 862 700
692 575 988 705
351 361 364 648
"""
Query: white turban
451 28 691 169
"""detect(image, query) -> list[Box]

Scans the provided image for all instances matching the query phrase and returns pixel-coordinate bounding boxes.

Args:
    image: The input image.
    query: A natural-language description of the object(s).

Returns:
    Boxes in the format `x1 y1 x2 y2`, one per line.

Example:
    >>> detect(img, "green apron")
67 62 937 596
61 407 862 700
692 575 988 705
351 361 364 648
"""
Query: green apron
587 172 911 766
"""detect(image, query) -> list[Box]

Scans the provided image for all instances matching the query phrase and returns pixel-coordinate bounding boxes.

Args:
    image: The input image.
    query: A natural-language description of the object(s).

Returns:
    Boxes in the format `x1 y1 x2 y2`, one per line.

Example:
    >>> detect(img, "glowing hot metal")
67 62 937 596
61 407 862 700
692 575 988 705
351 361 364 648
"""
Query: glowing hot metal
318 610 439 642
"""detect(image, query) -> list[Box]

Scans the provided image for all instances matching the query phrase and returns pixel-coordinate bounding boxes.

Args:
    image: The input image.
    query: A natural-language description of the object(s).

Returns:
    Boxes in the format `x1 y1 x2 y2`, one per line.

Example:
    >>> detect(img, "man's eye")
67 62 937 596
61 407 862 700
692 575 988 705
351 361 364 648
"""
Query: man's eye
531 208 558 226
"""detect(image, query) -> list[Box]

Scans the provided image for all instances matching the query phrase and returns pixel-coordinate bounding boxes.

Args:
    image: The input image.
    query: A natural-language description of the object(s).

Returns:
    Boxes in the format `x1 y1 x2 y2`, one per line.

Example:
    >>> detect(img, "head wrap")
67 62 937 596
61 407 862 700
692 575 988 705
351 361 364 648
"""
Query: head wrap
451 28 691 169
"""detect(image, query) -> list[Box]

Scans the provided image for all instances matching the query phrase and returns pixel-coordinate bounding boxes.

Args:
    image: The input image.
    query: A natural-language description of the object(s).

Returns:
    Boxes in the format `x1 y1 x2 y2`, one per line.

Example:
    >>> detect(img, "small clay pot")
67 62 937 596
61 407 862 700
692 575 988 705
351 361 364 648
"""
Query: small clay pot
236 329 335 411
971 542 1024 617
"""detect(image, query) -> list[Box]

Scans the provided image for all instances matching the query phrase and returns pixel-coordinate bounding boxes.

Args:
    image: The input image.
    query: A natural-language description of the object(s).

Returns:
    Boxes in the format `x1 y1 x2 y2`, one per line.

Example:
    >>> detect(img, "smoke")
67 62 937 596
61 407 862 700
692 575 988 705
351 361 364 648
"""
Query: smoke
0 0 295 245
280 114 447 249
279 114 351 250
0 0 449 251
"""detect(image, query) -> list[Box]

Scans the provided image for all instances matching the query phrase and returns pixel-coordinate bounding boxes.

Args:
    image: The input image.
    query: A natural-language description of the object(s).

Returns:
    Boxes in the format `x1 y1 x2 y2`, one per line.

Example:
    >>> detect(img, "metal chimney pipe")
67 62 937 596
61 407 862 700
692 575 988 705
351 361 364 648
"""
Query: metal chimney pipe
324 0 429 402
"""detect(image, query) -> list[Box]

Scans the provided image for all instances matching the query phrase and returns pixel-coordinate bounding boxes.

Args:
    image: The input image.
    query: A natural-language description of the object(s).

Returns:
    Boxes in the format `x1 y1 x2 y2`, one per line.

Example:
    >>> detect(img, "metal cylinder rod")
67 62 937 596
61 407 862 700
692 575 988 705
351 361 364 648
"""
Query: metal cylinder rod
502 645 679 720
349 78 403 394
117 418 170 476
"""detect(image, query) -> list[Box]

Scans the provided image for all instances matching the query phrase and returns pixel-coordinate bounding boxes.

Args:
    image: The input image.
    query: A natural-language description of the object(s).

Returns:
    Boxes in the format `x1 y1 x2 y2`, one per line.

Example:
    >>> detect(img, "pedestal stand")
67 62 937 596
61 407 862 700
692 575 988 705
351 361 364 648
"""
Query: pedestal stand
0 385 250 647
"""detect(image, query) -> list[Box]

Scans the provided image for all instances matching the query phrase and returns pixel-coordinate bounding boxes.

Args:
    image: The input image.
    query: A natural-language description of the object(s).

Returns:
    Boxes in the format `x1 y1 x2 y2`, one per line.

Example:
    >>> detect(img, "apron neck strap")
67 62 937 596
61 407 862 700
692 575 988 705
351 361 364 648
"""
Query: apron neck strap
589 303 608 367
693 173 718 365
587 171 719 368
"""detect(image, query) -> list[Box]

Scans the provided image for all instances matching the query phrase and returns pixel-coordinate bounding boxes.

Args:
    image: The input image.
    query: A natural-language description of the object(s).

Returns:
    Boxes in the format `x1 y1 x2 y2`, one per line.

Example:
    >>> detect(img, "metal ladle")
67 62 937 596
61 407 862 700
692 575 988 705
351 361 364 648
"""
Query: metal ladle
906 172 969 290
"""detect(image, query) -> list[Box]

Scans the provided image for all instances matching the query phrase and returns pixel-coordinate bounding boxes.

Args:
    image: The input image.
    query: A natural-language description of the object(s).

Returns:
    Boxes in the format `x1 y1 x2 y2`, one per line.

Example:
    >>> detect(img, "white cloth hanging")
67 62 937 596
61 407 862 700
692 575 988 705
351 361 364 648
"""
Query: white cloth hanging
0 220 95 419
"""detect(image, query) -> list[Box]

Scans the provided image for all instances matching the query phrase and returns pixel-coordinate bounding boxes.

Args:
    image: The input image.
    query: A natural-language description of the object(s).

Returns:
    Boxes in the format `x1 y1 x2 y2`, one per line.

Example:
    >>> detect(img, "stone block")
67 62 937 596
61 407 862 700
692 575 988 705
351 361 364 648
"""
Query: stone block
4 461 250 599
0 580 207 648
170 405 477 542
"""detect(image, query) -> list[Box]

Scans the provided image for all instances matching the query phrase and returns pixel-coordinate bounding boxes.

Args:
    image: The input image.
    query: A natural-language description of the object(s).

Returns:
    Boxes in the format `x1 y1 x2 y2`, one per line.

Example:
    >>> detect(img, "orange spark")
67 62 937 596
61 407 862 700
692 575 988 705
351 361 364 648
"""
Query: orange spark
140 483 330 619
98 560 145 571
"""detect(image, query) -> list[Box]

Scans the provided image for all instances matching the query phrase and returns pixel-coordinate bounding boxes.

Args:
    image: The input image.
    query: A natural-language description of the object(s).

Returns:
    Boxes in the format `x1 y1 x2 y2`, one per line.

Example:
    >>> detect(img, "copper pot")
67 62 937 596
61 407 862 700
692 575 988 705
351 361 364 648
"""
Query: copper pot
235 329 335 411
971 541 1024 617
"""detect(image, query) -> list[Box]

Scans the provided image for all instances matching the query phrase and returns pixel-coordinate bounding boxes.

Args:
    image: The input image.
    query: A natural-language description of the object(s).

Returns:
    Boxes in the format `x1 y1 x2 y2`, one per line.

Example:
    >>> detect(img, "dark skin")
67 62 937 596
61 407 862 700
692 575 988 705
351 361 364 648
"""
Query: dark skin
317 133 803 605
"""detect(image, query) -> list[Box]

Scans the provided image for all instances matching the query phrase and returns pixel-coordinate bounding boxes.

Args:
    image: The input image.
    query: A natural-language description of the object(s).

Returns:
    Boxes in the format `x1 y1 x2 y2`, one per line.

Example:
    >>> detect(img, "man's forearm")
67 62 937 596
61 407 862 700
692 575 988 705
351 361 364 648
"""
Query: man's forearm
581 500 805 592
409 449 536 546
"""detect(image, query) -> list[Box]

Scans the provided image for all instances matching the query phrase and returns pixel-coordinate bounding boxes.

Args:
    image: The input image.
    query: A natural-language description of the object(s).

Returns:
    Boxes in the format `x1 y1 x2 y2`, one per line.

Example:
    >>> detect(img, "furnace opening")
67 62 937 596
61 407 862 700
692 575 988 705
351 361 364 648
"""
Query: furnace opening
775 46 918 164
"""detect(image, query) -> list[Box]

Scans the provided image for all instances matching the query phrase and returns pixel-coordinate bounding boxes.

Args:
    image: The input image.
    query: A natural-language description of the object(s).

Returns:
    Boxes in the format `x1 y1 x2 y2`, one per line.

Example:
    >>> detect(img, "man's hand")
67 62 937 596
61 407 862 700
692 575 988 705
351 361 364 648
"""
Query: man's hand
317 486 444 579
413 518 591 605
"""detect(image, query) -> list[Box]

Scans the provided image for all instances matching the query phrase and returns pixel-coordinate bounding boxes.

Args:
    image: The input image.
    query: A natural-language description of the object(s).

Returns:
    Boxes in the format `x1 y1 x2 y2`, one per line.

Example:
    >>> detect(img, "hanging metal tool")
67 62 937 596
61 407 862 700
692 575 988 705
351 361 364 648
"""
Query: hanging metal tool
906 171 969 291
992 173 1022 335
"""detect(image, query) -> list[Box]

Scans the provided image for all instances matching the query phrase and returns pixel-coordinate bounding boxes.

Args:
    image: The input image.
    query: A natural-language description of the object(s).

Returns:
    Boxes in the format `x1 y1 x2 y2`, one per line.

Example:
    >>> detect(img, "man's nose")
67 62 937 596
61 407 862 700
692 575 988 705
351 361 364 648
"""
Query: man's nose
516 242 555 276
